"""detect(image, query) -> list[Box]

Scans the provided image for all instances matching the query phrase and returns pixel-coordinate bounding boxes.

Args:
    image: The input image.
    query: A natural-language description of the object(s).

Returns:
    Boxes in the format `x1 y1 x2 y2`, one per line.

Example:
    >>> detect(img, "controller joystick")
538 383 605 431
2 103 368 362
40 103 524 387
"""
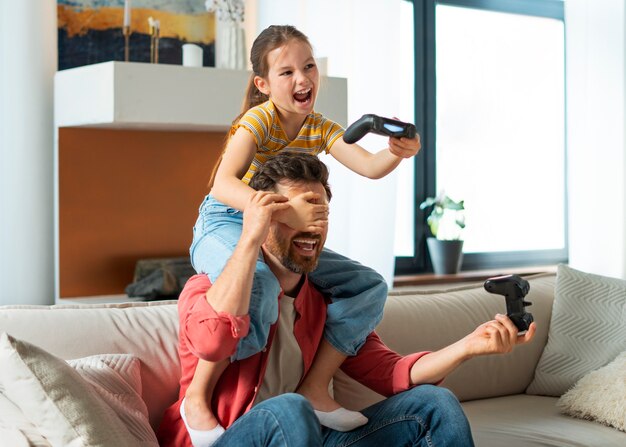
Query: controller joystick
484 274 534 332
343 114 416 144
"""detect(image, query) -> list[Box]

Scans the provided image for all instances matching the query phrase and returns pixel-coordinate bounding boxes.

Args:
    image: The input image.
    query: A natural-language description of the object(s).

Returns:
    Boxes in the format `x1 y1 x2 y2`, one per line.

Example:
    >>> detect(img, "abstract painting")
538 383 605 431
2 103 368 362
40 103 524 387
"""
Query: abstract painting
58 0 215 70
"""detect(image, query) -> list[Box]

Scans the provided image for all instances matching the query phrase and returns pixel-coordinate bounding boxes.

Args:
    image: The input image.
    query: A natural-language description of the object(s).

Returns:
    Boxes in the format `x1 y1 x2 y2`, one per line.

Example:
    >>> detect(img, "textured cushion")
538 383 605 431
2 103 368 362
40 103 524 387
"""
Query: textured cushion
527 265 626 396
0 332 158 447
68 354 158 443
557 351 626 432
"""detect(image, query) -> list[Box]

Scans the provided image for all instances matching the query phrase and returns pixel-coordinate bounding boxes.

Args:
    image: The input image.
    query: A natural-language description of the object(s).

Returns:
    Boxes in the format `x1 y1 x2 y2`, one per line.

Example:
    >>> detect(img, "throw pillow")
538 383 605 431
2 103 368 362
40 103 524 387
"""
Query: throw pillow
68 354 157 444
557 351 626 432
0 332 158 447
0 391 51 446
527 264 626 396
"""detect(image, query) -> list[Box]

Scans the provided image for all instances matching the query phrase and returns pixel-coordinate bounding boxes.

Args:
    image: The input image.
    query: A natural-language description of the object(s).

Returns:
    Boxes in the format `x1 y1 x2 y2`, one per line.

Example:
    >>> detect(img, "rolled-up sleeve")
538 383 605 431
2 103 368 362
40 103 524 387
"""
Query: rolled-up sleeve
340 332 433 397
179 275 250 361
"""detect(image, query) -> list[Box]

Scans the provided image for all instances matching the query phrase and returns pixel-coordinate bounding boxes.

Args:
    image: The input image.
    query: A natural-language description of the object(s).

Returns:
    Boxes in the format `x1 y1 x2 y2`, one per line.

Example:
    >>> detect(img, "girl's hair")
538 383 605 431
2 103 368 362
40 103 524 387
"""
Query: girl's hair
242 25 312 114
208 25 313 190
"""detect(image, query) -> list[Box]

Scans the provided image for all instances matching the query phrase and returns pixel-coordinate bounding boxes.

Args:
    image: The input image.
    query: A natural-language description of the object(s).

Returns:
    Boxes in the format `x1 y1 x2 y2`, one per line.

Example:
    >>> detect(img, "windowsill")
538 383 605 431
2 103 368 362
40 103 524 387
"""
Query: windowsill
393 265 558 288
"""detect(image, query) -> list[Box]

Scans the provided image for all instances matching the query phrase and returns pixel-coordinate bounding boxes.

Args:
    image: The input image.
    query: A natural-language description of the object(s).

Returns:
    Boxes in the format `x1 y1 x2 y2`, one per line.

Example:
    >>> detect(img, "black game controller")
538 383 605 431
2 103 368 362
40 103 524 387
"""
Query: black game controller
484 274 534 332
343 114 417 144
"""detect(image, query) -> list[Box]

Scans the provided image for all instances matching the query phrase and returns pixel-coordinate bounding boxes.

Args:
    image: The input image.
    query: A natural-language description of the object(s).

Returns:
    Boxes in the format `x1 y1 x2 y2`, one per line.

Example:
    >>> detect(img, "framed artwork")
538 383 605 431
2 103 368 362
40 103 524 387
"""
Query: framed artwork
58 0 215 70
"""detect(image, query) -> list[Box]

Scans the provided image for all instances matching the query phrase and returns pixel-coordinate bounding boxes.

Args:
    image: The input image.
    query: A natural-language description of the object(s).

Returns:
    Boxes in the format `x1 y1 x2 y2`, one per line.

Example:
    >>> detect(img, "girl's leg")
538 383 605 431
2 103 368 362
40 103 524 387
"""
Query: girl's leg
296 339 368 431
184 359 229 429
299 249 387 431
181 359 229 447
213 394 323 447
182 196 281 445
308 248 388 357
190 194 281 360
322 385 475 447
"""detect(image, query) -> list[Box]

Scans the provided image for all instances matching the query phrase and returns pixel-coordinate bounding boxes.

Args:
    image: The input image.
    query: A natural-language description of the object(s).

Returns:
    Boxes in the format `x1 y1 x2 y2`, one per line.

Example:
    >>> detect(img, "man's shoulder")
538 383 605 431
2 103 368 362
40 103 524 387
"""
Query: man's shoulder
179 274 212 306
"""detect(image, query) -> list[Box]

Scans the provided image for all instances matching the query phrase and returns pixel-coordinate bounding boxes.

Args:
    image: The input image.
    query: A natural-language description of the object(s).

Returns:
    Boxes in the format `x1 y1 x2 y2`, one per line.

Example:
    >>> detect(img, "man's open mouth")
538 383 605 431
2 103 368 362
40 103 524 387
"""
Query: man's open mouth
293 88 312 104
292 237 319 254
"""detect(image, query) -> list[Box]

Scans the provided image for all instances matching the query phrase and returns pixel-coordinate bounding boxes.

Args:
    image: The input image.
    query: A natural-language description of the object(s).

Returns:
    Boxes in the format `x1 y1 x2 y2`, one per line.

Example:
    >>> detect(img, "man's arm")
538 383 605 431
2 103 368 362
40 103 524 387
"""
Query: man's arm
180 191 289 361
409 314 536 385
203 191 289 315
340 314 536 396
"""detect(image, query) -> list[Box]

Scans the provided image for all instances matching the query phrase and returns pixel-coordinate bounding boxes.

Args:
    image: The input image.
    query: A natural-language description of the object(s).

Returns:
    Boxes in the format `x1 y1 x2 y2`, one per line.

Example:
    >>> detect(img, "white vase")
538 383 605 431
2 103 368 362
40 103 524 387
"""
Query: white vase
215 19 246 70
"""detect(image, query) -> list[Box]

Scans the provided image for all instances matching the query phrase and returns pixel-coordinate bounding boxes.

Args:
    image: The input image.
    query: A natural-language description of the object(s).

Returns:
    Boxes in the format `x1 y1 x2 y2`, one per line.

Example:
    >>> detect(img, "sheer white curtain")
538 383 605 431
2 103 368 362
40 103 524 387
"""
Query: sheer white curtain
255 0 410 284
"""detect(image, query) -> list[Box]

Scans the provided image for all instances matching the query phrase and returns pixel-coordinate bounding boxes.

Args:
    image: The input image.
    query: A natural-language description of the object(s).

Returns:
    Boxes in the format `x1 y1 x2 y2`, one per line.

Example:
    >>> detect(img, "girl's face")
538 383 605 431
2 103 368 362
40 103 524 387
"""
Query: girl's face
255 39 319 119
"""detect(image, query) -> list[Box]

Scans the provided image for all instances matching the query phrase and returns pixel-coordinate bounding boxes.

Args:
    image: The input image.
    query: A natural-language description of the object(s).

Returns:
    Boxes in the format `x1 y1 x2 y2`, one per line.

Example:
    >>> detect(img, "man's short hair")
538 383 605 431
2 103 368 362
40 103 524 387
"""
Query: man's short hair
249 153 332 201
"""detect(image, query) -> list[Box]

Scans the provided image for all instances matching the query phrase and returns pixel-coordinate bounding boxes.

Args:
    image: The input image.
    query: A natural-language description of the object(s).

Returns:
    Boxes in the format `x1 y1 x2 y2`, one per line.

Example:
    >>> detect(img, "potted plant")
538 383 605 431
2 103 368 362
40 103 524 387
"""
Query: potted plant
419 191 466 274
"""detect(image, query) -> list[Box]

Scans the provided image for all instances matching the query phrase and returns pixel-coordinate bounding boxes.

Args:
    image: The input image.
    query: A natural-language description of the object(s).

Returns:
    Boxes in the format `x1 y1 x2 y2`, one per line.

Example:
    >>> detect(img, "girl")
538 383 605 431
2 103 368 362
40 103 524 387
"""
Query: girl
183 25 421 445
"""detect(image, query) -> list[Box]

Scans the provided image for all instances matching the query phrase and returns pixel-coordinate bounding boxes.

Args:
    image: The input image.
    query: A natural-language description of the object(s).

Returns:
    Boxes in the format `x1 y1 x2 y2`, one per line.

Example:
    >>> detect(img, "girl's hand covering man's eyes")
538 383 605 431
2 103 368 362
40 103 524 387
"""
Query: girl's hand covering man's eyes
273 192 329 234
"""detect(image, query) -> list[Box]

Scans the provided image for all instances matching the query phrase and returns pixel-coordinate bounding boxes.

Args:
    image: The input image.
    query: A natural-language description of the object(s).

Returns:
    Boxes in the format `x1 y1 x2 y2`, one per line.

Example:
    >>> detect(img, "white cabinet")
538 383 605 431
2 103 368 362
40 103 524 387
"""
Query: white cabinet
54 61 348 131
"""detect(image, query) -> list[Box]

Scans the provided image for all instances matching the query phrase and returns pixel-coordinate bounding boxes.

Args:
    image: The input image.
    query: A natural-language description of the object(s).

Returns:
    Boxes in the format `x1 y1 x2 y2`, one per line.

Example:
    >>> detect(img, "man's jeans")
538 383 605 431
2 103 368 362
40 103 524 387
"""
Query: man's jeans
212 385 475 446
190 194 387 359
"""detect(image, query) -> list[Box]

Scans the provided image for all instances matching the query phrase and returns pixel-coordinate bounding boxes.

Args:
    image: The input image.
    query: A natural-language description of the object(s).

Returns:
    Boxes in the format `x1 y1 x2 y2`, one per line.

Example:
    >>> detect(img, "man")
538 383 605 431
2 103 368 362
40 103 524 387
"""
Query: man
158 153 536 446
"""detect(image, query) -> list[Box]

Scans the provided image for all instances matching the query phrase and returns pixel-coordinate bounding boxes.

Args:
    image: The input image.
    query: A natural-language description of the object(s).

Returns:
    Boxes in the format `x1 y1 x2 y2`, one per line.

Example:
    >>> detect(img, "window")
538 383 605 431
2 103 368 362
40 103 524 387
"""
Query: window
395 0 566 274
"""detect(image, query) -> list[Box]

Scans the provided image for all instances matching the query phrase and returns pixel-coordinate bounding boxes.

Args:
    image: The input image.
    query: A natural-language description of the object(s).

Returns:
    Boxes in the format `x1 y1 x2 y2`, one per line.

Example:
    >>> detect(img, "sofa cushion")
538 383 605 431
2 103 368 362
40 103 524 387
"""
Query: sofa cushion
334 273 556 410
527 265 626 397
0 332 155 446
462 394 626 447
0 301 180 429
0 391 51 446
557 350 626 432
68 354 158 443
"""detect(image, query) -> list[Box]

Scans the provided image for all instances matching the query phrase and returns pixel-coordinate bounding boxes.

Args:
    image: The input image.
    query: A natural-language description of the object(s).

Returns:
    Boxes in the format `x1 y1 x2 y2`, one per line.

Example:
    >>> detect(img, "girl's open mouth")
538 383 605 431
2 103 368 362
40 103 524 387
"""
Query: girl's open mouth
293 88 312 104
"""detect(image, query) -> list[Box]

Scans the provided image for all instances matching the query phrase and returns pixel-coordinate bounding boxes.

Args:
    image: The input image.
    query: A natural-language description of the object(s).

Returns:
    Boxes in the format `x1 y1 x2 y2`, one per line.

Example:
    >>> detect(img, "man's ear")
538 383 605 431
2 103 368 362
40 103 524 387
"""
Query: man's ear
254 76 270 95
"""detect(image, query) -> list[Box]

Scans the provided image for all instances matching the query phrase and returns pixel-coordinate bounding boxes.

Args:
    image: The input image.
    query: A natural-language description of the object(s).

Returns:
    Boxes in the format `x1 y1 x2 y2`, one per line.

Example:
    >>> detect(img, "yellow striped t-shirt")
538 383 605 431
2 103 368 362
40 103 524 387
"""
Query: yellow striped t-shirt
233 100 345 184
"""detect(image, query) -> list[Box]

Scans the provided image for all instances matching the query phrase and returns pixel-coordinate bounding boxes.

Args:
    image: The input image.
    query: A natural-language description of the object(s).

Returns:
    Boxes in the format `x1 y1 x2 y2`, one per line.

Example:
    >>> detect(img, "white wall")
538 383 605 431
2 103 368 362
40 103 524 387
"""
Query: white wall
254 0 410 285
566 0 626 279
0 0 57 304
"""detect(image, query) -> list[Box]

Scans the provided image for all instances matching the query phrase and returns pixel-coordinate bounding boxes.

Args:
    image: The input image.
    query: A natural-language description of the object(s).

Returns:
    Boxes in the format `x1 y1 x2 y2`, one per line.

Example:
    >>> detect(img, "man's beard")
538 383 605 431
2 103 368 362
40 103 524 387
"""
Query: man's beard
265 228 322 274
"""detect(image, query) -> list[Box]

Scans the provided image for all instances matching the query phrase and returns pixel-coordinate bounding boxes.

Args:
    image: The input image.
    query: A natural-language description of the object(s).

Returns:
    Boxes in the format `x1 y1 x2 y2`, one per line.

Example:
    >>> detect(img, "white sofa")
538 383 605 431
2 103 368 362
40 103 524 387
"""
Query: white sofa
1 271 624 446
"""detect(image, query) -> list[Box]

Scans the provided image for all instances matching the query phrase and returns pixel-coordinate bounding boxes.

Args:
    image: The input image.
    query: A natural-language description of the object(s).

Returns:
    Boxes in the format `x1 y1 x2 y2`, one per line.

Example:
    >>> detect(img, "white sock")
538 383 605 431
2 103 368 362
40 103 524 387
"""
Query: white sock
180 397 226 447
314 407 368 432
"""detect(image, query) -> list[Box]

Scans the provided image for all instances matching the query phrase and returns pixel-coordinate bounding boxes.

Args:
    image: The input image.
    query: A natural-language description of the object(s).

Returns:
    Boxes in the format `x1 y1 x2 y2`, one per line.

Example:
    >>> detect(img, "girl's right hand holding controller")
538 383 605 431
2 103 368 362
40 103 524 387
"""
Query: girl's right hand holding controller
274 191 329 233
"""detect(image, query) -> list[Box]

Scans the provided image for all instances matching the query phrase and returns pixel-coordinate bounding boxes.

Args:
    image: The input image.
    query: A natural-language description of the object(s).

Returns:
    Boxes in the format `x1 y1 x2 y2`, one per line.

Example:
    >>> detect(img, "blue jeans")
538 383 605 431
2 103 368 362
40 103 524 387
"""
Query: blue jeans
190 195 387 360
213 386 475 446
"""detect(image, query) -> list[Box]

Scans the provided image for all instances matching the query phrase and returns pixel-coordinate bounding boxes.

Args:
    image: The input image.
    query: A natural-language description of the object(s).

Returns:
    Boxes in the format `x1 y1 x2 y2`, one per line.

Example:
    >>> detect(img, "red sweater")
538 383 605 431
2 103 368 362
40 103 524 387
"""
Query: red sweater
157 274 430 446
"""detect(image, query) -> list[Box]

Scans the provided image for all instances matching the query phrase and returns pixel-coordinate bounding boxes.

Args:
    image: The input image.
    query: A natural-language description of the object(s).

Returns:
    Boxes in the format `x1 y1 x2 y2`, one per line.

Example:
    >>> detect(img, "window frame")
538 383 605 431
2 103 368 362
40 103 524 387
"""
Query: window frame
395 0 567 275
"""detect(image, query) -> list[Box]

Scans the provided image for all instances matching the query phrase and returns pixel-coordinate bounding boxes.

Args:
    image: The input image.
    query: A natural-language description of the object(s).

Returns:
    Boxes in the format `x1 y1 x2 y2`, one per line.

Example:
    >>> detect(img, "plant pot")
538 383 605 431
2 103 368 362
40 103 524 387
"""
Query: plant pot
426 237 464 274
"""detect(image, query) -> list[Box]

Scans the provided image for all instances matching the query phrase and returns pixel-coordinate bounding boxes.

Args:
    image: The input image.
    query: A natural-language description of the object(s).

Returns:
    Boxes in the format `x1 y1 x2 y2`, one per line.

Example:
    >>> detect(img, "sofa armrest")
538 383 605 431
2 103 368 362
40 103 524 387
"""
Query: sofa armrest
333 273 556 410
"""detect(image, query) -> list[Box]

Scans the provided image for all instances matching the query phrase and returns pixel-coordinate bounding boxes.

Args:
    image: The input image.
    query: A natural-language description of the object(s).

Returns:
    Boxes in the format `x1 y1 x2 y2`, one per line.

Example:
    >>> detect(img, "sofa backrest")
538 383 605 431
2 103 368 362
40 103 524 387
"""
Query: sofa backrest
0 272 557 428
0 301 180 430
333 273 556 410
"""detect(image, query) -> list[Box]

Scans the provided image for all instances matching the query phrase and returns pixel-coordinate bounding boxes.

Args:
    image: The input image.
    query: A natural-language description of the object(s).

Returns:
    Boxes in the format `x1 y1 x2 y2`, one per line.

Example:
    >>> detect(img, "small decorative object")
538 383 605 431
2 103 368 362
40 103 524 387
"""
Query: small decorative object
123 0 131 62
205 0 246 69
148 17 160 63
182 43 203 67
420 191 466 274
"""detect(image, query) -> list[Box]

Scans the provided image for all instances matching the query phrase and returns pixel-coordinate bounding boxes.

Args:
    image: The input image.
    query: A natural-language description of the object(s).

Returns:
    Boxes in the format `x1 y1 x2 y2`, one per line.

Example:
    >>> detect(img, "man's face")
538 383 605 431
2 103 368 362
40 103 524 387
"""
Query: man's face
264 180 328 274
